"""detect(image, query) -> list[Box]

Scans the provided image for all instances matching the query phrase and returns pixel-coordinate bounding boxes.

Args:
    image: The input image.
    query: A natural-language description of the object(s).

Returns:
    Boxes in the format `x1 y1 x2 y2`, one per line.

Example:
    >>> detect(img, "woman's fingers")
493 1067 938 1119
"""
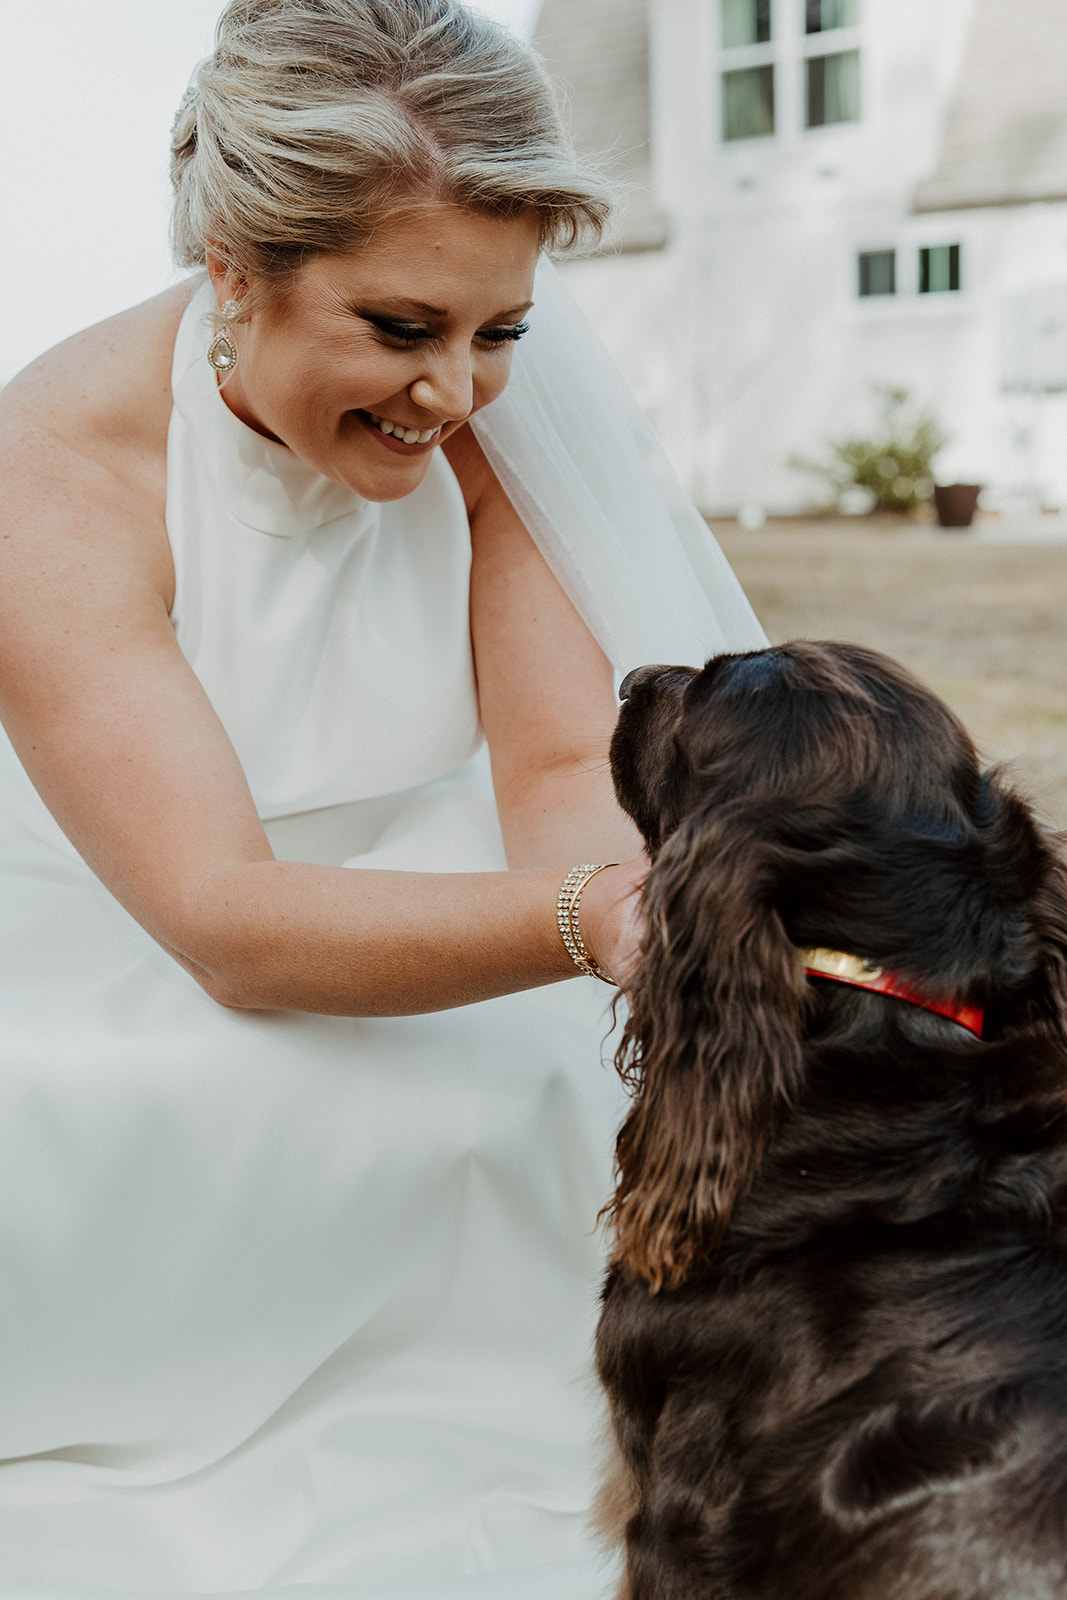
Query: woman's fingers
576 859 649 989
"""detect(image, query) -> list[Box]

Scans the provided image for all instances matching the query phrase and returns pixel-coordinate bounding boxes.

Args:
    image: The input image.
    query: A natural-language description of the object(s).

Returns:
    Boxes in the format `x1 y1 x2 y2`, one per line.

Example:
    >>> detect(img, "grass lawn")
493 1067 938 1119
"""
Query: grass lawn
715 517 1067 828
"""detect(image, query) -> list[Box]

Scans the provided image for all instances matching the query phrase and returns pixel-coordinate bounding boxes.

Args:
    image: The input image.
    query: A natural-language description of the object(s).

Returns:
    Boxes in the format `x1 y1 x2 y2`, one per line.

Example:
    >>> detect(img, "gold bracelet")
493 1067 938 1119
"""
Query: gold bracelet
556 863 617 985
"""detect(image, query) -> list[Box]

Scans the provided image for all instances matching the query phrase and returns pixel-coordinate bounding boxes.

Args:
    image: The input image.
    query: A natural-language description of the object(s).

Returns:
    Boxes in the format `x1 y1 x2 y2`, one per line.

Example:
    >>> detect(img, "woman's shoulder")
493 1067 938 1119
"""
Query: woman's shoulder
0 282 200 610
0 280 198 496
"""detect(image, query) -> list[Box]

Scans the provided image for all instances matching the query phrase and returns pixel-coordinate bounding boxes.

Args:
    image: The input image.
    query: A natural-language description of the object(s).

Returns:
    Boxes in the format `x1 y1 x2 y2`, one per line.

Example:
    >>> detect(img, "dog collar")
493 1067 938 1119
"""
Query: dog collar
798 947 985 1038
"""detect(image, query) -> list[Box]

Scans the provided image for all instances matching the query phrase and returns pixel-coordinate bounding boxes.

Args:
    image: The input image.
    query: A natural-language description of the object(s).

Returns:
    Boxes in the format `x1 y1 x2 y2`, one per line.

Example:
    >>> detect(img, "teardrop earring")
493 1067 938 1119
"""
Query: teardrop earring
207 299 244 375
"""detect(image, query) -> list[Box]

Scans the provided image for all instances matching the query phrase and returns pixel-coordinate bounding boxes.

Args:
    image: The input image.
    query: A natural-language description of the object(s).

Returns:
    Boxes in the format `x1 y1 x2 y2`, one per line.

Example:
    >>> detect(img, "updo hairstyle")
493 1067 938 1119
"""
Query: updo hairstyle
170 0 611 302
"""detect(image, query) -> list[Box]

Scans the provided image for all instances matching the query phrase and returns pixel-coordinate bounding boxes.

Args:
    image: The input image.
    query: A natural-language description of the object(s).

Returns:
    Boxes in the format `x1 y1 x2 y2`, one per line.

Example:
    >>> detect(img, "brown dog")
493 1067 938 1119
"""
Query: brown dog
597 641 1067 1600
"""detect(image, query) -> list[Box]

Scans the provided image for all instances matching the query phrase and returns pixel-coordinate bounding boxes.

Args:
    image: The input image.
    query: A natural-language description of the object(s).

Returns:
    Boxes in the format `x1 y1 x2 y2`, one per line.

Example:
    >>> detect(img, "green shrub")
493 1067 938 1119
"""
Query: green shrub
790 385 946 513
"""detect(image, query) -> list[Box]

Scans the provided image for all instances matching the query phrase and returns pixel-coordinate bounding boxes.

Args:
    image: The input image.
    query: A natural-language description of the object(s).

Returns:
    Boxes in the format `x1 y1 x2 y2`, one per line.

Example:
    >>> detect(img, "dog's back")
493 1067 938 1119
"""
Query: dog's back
599 1035 1067 1598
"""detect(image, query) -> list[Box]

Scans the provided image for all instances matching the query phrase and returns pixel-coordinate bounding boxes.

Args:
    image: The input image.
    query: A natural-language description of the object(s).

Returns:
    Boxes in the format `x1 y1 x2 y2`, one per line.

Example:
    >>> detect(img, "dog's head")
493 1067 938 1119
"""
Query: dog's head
607 641 1067 1289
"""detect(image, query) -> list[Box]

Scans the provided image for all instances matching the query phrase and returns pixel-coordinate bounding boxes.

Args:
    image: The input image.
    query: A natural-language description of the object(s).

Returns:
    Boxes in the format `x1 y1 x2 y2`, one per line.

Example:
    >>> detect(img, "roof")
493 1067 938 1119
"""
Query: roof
533 0 668 251
914 0 1067 211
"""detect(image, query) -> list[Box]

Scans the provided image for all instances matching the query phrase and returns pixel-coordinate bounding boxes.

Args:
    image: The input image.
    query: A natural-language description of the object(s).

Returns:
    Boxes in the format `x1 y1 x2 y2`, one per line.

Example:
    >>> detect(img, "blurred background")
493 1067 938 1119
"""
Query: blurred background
2 0 1065 818
537 0 1067 520
534 0 1067 821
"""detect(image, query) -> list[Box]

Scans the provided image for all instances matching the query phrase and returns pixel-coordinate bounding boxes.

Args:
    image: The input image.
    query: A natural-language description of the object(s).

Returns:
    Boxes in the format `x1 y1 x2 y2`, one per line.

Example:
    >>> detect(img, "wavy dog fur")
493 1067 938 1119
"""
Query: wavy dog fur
596 642 1067 1600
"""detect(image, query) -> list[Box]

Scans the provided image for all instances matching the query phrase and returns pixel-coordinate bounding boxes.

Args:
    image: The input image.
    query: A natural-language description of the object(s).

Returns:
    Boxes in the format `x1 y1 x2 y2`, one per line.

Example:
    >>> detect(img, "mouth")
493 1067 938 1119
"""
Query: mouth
357 411 442 455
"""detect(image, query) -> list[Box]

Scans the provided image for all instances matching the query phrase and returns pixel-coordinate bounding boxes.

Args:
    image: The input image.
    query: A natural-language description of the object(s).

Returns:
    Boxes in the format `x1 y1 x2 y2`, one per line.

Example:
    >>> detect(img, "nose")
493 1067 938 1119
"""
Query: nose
619 664 693 702
619 667 647 701
409 347 474 422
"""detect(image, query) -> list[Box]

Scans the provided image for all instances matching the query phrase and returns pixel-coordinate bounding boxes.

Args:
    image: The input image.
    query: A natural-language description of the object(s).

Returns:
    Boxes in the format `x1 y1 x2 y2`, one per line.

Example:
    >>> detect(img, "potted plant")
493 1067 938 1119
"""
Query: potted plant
932 483 982 528
790 385 945 516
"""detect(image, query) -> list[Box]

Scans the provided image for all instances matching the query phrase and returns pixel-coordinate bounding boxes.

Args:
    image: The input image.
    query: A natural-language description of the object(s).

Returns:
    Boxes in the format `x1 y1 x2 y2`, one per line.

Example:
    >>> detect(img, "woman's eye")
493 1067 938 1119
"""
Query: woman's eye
366 316 430 347
476 320 530 348
364 316 530 350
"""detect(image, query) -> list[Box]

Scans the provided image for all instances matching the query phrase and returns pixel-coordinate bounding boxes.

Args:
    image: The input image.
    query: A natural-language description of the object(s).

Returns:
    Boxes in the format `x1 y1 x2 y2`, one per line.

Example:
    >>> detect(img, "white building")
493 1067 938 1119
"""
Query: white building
534 0 1067 515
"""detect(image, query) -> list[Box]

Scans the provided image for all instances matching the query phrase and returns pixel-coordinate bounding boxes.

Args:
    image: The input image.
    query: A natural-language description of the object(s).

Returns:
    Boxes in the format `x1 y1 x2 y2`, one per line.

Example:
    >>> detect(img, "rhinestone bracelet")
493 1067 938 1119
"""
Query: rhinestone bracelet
556 863 617 985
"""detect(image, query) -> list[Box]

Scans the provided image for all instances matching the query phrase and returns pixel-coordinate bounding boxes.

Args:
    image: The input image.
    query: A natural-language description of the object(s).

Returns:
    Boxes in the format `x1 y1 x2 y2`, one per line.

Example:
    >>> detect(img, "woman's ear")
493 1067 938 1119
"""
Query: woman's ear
204 246 248 314
607 797 810 1290
204 246 229 300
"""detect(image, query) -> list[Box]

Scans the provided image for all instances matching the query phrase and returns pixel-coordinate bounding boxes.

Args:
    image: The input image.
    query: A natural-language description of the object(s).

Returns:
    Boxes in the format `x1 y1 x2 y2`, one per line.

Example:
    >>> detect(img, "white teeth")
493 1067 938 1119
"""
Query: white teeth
369 413 438 444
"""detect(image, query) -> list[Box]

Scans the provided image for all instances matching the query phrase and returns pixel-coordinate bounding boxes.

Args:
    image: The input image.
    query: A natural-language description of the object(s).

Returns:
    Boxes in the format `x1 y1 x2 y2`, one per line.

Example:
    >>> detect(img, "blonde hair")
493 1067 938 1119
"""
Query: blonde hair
170 0 611 293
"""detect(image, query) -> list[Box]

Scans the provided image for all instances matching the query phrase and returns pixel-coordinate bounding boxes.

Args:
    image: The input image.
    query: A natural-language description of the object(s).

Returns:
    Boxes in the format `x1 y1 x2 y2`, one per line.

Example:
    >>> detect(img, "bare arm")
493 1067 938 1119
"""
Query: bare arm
0 342 638 1016
450 424 643 870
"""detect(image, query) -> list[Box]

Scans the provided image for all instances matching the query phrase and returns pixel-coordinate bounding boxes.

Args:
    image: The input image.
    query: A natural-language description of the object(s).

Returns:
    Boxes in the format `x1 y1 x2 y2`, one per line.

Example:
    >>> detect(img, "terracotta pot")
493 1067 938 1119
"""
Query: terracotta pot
934 483 981 528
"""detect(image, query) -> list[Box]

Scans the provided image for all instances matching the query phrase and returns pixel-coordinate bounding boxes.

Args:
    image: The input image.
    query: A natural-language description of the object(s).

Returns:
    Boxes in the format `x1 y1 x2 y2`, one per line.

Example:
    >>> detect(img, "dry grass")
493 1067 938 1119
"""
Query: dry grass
714 517 1067 827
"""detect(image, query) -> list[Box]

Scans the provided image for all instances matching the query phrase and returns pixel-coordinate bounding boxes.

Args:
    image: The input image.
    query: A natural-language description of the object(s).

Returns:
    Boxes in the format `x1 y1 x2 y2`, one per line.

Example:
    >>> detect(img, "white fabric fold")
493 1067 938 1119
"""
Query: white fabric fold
473 259 767 673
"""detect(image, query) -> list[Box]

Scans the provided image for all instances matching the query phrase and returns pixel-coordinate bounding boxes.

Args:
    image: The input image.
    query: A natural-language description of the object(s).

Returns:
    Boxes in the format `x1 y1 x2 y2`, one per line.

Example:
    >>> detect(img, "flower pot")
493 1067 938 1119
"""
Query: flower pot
933 483 981 528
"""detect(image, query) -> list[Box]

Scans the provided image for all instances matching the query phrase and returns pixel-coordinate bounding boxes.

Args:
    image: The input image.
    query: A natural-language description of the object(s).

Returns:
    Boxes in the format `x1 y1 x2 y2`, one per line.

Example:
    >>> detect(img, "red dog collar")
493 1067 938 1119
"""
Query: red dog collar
799 947 984 1039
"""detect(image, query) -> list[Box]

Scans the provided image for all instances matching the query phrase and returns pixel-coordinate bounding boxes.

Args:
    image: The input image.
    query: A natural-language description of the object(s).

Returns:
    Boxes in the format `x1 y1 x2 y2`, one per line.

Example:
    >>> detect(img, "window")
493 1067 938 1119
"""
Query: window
858 250 895 297
806 0 859 32
723 64 776 140
919 244 961 294
723 0 771 47
720 0 775 142
806 49 860 126
717 0 861 147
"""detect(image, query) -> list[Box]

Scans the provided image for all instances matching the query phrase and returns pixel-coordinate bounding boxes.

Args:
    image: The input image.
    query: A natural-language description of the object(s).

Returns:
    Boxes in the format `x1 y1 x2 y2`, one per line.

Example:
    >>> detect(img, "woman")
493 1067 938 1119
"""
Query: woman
0 2 764 1595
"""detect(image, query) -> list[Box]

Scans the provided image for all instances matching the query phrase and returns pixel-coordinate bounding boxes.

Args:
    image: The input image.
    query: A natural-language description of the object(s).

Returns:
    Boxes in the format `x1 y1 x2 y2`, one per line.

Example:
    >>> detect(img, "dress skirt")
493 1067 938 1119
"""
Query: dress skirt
0 744 626 1598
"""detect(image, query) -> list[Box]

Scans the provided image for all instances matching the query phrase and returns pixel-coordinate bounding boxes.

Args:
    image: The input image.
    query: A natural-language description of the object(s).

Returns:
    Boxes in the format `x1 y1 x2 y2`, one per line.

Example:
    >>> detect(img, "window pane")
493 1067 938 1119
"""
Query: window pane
806 50 861 126
858 250 895 297
806 0 859 32
723 65 775 140
723 0 772 48
919 244 961 294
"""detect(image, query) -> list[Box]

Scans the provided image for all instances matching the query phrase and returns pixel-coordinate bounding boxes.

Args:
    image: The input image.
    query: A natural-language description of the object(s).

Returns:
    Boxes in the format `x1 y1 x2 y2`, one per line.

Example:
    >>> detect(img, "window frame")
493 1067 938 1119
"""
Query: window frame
805 0 860 36
722 0 773 49
717 0 778 143
918 243 962 295
805 46 862 129
857 249 897 298
722 61 777 142
714 0 863 150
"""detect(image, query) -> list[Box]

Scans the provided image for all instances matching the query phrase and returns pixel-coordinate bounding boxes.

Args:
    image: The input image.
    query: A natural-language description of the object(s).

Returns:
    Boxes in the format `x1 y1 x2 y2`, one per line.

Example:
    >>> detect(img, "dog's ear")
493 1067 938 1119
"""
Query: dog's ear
1015 812 1067 1045
607 798 809 1290
972 776 1067 1045
1029 839 1067 1044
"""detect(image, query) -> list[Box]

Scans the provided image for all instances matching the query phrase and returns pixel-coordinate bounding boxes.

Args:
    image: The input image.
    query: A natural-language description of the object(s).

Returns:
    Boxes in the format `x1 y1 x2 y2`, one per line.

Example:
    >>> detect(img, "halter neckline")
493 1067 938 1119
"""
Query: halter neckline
170 280 376 541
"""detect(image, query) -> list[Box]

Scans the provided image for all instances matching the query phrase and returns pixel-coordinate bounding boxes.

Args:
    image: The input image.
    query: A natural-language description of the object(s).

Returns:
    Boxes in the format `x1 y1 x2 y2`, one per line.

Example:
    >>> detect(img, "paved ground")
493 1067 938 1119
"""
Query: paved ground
714 513 1067 827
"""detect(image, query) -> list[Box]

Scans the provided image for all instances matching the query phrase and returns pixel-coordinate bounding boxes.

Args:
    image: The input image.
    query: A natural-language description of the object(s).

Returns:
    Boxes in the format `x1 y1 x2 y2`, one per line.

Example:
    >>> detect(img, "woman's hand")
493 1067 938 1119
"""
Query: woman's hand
576 858 649 990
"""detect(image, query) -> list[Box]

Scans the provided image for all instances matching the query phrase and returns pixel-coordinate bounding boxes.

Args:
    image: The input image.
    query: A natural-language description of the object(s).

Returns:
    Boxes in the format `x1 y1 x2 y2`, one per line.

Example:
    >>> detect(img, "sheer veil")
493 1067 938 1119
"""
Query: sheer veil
472 258 767 676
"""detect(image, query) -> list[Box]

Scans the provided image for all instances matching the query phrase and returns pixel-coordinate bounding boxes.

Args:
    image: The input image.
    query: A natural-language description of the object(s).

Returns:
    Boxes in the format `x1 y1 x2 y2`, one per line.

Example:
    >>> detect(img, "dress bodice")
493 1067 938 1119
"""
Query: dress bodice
0 259 767 1600
165 281 483 821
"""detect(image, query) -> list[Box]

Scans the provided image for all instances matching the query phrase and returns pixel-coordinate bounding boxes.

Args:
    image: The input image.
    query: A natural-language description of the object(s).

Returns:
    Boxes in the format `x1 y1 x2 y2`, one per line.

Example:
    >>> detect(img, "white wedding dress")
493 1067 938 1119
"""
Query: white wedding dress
0 278 765 1599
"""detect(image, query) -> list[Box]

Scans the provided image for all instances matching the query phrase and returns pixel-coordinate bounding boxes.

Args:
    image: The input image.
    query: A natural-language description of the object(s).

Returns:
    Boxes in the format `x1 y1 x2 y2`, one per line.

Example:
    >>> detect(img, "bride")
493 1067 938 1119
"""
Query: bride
0 2 764 1595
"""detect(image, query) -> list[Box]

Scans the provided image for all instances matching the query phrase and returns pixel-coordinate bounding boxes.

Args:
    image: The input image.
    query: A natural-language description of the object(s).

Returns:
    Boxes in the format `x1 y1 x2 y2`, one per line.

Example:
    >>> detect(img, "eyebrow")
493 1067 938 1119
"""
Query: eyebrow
360 298 535 320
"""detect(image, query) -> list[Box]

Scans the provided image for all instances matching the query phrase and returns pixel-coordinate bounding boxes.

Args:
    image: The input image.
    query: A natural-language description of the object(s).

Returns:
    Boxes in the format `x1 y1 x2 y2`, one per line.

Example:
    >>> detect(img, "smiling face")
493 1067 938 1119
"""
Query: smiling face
207 201 541 502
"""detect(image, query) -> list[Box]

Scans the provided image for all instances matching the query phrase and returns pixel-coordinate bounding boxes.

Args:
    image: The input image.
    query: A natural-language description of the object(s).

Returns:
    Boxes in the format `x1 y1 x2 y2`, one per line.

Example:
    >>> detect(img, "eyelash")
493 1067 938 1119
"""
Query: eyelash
366 316 530 350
